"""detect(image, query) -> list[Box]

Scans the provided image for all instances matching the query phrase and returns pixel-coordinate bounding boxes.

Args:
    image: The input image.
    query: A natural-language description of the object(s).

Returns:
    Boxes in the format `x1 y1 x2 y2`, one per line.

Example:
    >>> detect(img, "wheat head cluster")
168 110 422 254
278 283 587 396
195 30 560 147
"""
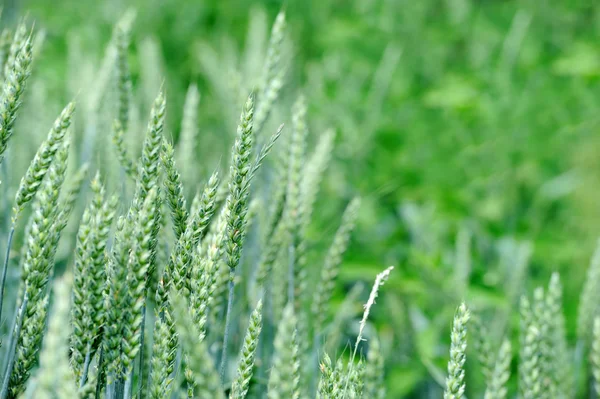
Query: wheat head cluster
0 8 599 399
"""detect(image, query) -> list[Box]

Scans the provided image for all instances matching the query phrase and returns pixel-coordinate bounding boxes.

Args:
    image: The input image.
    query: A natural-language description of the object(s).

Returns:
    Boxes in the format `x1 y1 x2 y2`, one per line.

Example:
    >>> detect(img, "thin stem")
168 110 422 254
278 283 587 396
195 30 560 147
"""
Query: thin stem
287 243 294 305
124 369 133 399
106 376 115 399
95 347 105 399
1 294 28 399
137 304 147 399
80 345 92 388
0 227 15 324
115 378 125 398
219 271 235 382
170 346 182 399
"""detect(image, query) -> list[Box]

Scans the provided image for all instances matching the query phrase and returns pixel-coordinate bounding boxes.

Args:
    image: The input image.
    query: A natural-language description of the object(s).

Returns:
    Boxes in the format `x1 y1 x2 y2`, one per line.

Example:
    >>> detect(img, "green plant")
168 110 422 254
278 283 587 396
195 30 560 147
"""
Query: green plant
0 13 394 399
2 3 600 398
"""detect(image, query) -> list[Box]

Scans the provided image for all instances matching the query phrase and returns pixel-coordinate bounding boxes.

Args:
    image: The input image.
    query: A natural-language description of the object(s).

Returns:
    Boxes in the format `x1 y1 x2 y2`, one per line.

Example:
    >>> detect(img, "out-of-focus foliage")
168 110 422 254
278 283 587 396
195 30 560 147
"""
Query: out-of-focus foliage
2 0 600 396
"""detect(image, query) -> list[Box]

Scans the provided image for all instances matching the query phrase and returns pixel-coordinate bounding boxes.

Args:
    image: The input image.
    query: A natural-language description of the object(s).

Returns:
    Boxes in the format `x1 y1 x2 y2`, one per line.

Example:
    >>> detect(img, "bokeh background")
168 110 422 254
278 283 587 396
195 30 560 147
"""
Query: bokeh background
3 0 600 396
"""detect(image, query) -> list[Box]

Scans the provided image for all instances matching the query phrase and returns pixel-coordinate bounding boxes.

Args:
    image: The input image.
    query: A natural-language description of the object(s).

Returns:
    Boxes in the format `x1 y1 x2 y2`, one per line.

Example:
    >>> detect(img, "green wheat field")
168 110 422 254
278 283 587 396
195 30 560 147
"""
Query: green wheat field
1 0 600 398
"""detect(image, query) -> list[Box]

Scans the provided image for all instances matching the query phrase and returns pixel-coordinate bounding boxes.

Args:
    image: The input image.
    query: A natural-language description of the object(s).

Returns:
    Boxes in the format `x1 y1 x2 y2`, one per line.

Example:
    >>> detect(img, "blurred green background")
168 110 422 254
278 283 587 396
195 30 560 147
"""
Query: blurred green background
3 0 600 396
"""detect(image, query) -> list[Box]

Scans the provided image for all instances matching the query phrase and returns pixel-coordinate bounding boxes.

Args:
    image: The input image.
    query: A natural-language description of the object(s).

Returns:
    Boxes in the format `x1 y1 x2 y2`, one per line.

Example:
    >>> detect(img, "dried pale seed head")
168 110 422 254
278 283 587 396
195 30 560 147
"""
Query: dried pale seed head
358 266 394 345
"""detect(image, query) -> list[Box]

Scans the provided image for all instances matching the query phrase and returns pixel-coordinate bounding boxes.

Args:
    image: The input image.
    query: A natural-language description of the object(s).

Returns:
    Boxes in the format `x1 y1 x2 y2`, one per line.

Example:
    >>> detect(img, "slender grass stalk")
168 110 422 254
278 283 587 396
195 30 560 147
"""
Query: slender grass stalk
0 295 28 399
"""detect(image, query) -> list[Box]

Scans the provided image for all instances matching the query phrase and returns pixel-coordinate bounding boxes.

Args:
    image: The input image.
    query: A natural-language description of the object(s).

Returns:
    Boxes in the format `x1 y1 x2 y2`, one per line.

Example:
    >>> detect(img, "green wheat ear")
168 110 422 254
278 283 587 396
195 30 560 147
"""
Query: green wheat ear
112 119 137 179
162 138 189 239
115 11 134 132
171 291 224 399
363 336 385 399
2 22 28 81
592 317 600 396
0 31 33 166
121 188 159 380
578 239 600 344
519 296 541 399
177 83 201 192
471 314 494 380
230 300 263 399
546 273 573 397
7 139 71 397
148 313 176 399
12 102 75 224
0 29 14 81
317 353 343 399
444 302 470 399
255 10 287 133
312 197 360 335
484 338 512 399
267 304 300 399
71 173 117 385
26 276 77 398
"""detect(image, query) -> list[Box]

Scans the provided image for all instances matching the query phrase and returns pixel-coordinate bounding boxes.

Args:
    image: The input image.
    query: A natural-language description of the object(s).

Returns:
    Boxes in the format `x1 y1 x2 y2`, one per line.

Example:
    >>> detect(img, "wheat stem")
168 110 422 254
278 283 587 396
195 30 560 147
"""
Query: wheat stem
1 294 28 399
220 272 235 382
0 227 14 326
